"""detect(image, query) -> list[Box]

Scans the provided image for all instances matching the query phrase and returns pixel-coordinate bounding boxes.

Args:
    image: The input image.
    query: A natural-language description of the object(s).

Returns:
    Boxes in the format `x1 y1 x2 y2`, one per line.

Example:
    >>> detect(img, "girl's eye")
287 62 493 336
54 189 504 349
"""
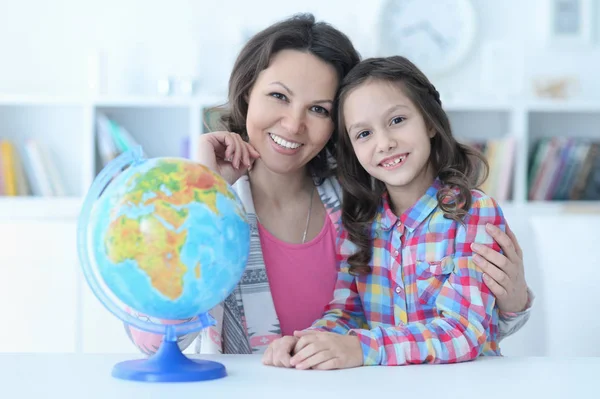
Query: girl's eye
356 130 371 139
311 105 330 117
270 92 288 101
391 116 405 125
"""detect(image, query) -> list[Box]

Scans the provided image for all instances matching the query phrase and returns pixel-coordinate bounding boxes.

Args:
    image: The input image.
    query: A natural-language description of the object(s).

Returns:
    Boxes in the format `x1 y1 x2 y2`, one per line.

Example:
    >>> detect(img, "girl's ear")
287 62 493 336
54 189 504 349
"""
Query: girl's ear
428 127 436 138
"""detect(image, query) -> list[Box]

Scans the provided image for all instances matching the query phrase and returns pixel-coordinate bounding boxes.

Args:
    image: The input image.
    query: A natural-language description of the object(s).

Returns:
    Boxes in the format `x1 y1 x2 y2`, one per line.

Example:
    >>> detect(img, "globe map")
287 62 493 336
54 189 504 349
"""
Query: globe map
88 157 250 320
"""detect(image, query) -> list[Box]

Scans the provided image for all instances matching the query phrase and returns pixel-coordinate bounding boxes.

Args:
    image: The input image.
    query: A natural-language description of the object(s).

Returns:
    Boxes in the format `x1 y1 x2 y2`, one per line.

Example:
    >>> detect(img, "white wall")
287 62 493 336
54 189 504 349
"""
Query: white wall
1 0 599 100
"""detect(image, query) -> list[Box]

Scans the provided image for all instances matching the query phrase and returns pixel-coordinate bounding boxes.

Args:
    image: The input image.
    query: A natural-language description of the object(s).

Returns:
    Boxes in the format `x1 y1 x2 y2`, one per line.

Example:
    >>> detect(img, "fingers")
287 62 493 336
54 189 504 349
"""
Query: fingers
273 351 292 368
221 134 237 163
263 337 296 368
273 338 294 368
248 145 261 159
220 134 258 170
482 272 509 300
292 334 316 355
262 346 273 365
311 358 340 370
239 140 260 168
484 224 518 264
295 349 336 370
505 224 523 259
471 242 512 277
293 330 318 338
474 252 511 289
231 135 245 169
291 339 324 367
241 141 250 169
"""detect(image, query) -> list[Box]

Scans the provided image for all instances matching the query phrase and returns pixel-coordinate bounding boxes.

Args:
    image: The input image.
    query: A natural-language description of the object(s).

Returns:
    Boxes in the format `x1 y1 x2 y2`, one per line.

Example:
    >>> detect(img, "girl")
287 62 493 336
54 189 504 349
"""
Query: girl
265 55 515 369
128 15 531 357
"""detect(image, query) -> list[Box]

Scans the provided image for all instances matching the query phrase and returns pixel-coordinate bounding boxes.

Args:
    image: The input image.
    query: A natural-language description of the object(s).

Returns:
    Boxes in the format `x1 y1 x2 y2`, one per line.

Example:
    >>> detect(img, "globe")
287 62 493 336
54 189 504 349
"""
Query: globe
77 146 250 382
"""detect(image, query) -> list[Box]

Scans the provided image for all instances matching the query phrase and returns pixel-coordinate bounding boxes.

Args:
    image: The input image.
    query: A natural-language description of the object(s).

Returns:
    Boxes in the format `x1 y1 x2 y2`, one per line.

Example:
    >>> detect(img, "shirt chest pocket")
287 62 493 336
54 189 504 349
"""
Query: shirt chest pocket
415 256 455 305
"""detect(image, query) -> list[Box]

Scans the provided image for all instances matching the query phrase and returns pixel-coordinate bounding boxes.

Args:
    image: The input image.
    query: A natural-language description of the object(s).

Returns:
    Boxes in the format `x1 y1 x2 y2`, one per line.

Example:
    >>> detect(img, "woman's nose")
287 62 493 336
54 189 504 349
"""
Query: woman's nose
280 107 305 135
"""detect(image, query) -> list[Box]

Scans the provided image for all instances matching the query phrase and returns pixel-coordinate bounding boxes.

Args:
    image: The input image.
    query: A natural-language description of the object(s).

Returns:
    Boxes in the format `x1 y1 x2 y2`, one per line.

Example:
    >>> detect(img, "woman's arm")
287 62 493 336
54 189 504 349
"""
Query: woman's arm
123 312 199 356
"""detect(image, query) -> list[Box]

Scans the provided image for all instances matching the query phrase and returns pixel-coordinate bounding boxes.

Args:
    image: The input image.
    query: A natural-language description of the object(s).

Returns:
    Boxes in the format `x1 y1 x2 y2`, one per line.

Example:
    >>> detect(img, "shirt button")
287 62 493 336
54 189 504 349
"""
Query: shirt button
395 286 402 294
393 250 399 257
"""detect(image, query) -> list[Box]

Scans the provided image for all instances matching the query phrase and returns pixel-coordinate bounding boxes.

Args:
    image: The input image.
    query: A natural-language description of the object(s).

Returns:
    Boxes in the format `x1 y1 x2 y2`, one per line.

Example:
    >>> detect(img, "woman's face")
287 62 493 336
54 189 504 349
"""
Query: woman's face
245 49 338 175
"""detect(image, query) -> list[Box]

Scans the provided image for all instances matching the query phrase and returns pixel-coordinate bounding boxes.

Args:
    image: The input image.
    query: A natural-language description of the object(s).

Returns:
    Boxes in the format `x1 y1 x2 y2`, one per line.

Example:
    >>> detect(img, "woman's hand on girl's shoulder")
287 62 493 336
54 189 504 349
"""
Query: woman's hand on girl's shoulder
471 223 529 313
197 131 260 185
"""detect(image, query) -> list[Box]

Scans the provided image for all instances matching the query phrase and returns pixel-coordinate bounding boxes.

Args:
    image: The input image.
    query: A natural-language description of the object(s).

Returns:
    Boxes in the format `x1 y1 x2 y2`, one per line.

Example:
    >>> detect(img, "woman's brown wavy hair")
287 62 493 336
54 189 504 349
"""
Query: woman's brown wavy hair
207 13 360 183
335 56 489 275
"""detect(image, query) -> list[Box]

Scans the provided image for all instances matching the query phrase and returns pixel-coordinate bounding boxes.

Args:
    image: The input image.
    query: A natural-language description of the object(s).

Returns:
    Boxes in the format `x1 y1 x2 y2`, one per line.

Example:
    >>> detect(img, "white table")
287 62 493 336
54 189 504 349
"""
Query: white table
0 354 597 398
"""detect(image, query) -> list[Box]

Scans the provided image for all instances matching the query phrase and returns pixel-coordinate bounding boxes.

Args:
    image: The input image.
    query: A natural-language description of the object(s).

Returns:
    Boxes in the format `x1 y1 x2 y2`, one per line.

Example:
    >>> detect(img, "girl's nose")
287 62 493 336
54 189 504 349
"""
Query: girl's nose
377 134 398 153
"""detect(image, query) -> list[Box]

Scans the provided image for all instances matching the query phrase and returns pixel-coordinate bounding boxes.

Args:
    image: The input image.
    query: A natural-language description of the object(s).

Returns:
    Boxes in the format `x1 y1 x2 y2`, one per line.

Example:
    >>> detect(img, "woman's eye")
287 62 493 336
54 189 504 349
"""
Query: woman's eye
270 92 288 101
391 116 405 125
356 130 371 139
311 106 330 116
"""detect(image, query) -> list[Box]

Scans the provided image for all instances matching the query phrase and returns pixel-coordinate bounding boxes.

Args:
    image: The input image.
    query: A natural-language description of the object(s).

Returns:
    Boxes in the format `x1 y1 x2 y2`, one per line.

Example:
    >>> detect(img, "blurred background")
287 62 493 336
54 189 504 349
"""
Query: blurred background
0 0 599 357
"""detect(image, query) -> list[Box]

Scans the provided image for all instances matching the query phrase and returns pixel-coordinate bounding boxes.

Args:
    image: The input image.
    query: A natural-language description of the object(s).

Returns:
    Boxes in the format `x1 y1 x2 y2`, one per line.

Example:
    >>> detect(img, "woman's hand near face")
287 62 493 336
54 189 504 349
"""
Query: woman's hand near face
197 131 261 185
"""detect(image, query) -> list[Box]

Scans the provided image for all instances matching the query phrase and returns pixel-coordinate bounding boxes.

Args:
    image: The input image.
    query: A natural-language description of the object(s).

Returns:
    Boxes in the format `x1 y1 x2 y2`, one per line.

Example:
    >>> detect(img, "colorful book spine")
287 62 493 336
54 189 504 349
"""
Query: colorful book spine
0 140 17 196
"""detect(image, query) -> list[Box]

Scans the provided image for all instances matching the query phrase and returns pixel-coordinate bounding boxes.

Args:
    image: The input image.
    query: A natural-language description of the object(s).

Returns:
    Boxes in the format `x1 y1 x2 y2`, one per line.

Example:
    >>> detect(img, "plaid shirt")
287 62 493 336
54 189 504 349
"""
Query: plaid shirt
310 178 504 366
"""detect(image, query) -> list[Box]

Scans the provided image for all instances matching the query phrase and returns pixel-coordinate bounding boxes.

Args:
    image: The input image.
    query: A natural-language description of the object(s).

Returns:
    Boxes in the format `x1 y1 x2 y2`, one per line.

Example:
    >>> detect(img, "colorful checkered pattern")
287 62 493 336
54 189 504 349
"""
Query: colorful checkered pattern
310 178 504 366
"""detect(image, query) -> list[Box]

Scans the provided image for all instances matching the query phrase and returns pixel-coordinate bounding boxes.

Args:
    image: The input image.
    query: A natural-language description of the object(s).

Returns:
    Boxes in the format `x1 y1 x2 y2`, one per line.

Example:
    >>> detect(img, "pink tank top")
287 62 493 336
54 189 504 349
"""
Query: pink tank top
258 216 337 336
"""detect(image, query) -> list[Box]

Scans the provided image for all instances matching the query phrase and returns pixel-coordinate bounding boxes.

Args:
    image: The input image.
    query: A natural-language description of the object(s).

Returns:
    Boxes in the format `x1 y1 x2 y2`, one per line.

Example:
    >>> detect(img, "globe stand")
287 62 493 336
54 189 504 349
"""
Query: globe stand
112 323 226 382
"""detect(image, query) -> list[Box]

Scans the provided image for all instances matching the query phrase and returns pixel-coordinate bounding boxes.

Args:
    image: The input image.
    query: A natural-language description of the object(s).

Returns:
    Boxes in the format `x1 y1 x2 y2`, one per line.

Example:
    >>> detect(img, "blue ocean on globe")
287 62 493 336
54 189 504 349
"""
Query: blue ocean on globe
85 157 250 320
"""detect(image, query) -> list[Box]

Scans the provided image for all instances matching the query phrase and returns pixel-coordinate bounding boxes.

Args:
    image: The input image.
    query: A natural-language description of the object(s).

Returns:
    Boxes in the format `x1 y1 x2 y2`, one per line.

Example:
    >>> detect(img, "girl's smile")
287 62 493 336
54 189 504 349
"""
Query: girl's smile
378 153 409 169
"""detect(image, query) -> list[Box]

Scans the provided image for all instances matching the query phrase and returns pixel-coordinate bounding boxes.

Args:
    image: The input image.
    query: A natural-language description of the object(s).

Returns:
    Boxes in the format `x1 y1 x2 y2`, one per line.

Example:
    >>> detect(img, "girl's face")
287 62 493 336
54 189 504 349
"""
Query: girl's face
343 79 435 195
246 49 337 175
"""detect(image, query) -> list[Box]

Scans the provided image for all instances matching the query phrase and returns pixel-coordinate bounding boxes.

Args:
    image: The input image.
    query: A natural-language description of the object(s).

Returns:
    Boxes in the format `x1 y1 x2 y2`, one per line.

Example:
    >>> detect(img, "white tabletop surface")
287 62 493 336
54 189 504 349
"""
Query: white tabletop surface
0 354 598 398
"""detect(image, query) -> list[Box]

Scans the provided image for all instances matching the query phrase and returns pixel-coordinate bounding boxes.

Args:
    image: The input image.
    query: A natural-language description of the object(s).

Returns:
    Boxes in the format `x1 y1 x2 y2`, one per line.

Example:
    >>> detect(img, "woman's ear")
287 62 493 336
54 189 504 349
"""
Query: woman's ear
428 127 436 138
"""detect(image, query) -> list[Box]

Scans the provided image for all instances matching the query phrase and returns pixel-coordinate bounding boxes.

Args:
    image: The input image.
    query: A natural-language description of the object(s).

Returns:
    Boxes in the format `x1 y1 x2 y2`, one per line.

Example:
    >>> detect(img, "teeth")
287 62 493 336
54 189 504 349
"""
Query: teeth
269 133 302 149
382 156 405 167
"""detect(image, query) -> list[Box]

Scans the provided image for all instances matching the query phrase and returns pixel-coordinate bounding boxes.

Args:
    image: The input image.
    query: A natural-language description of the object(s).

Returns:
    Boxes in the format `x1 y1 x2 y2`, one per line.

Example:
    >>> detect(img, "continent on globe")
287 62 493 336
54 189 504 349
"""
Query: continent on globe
90 157 250 319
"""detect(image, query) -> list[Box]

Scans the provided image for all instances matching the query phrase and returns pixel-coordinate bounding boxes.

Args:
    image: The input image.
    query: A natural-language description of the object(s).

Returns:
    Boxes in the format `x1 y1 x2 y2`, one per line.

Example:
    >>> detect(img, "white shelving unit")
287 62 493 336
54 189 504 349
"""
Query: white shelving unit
1 96 599 218
2 95 600 356
0 95 223 219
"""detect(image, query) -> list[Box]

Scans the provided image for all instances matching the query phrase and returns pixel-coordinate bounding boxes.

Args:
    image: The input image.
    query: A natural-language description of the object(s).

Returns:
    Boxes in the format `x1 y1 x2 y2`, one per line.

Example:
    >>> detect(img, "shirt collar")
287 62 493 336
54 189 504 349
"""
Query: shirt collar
377 178 443 232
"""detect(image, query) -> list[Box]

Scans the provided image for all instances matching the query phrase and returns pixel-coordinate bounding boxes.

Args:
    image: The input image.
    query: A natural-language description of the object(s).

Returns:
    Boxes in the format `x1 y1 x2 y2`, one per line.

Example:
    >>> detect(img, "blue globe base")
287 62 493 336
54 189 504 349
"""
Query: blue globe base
112 339 226 382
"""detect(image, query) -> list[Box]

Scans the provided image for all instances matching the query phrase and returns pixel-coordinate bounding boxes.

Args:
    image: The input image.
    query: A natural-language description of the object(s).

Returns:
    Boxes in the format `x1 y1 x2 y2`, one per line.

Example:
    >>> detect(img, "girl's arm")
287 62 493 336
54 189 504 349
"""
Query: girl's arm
308 226 370 333
350 195 504 366
309 265 369 333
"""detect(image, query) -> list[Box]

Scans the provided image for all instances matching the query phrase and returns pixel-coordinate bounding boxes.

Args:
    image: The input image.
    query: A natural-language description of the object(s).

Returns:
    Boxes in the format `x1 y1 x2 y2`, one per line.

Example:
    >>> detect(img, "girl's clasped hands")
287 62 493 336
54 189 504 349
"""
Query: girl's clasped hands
262 330 363 370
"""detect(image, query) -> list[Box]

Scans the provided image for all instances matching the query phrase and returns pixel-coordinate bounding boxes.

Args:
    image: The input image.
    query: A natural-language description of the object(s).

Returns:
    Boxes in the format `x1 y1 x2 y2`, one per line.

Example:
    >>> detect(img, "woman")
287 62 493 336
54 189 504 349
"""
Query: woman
128 13 532 356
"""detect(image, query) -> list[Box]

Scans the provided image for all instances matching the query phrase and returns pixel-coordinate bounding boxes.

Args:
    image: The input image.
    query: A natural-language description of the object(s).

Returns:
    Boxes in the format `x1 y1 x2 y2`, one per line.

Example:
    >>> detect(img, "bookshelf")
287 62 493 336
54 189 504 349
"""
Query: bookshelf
1 96 599 219
0 95 221 219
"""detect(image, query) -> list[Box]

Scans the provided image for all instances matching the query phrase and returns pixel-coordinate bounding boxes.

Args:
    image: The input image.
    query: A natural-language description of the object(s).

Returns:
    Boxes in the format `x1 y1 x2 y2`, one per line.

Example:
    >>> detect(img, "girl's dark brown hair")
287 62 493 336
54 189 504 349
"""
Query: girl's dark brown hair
209 13 360 183
336 56 489 275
